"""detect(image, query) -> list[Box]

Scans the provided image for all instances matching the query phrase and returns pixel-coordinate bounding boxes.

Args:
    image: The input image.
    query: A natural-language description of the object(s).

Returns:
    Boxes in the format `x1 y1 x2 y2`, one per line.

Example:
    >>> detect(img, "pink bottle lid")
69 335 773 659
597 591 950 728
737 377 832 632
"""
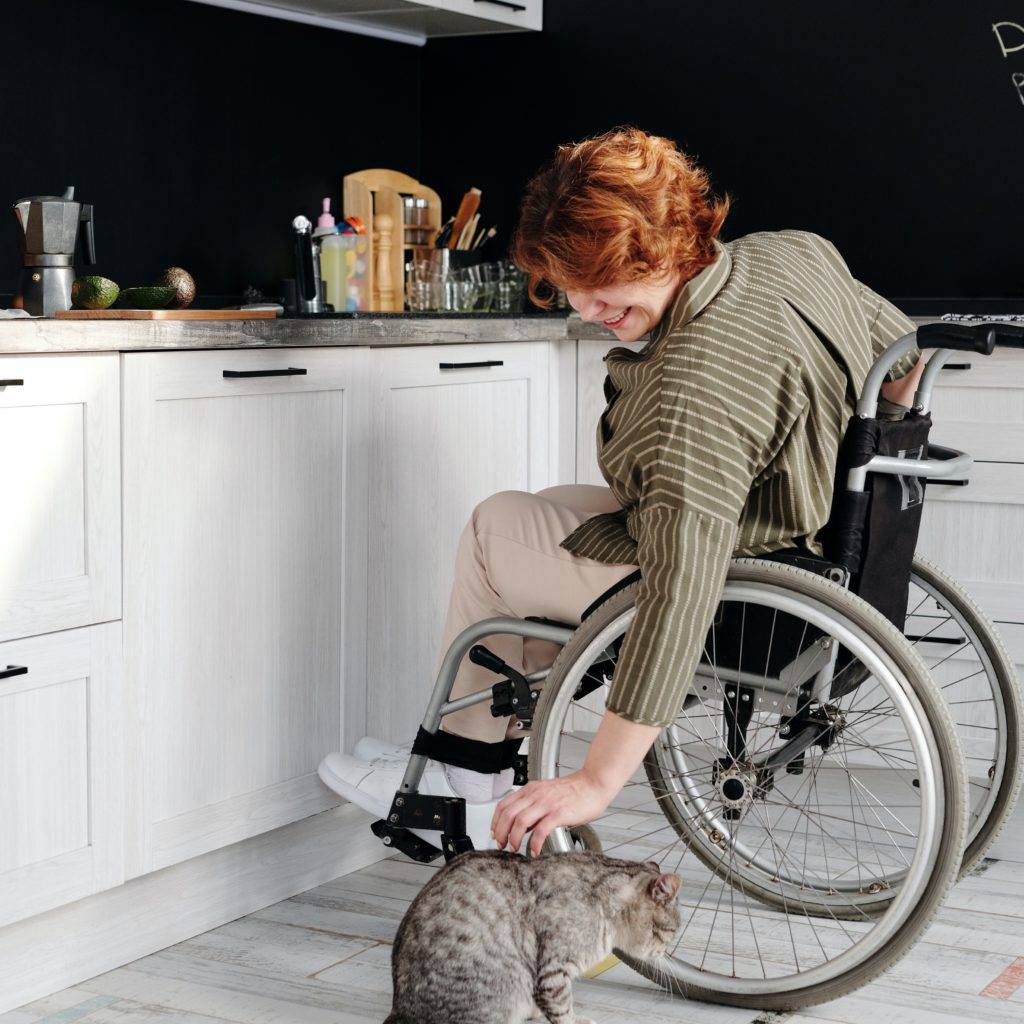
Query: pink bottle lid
317 198 336 230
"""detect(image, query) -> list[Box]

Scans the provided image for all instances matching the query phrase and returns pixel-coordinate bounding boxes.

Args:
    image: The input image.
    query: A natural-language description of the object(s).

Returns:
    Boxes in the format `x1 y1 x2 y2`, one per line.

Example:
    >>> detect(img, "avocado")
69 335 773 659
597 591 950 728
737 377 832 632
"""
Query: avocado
118 286 177 309
156 267 197 308
71 276 119 310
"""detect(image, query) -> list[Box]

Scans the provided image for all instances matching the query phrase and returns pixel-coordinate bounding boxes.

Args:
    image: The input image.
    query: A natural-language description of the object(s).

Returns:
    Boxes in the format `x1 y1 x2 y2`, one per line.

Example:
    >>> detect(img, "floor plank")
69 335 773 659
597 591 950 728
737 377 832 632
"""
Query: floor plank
15 785 1024 1024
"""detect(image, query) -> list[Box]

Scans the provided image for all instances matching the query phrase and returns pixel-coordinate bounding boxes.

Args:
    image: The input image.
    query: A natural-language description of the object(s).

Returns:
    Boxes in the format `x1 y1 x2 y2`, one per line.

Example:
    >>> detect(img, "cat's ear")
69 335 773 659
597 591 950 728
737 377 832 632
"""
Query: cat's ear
645 860 660 873
649 873 681 904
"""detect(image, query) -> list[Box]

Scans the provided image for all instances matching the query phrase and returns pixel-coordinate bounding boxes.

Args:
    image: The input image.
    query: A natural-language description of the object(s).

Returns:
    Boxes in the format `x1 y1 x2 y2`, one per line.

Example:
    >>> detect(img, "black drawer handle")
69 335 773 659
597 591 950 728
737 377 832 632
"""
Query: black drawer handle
473 0 526 11
926 479 969 487
438 360 505 370
223 368 308 379
0 379 25 387
943 363 972 371
0 665 28 681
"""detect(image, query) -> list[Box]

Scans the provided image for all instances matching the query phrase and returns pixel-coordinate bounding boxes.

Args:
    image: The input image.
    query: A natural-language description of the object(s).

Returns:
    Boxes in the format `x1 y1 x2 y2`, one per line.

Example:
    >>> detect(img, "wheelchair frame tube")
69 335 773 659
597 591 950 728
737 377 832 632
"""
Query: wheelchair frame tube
399 616 574 793
847 332 971 492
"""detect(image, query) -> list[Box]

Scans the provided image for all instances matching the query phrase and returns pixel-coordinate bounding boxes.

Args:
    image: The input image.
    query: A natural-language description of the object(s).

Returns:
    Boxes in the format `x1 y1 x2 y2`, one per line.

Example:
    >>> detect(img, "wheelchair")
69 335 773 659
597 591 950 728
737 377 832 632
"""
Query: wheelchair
370 320 1024 1010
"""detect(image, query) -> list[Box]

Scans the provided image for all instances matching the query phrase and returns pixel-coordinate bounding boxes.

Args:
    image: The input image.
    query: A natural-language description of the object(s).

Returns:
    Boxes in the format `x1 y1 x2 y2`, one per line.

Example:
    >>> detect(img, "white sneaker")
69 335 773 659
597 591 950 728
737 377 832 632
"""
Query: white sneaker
352 736 412 762
318 751 507 853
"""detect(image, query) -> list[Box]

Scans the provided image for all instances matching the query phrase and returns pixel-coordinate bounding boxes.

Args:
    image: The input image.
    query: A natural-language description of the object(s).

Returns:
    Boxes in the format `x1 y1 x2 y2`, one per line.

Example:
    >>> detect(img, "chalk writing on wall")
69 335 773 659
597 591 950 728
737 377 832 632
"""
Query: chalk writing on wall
993 21 1024 105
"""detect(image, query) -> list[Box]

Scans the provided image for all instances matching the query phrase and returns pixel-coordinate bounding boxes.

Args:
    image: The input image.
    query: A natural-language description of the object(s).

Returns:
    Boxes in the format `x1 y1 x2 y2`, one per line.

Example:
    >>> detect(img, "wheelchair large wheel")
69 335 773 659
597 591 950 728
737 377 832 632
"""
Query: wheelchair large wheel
907 557 1022 877
530 559 967 1010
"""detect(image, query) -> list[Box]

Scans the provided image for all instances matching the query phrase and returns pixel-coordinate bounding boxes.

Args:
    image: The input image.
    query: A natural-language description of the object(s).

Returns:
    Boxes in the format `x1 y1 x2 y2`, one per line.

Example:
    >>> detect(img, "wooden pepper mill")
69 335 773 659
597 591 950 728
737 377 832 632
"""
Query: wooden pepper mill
374 213 394 312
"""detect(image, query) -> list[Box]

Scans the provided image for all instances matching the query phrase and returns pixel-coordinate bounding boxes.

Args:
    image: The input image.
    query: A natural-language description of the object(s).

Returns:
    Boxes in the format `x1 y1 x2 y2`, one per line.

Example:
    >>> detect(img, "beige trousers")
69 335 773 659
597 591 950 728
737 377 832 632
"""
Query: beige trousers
436 485 637 742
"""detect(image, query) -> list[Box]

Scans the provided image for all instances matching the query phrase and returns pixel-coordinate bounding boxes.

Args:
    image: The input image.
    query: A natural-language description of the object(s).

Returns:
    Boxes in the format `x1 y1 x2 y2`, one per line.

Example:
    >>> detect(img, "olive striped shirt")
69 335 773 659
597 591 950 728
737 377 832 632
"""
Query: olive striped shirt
561 230 918 726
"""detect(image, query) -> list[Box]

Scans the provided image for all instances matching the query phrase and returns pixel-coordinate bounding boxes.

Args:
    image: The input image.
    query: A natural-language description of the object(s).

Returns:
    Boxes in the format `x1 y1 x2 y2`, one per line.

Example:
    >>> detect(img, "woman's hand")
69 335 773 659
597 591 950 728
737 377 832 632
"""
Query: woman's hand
491 770 617 858
491 709 662 858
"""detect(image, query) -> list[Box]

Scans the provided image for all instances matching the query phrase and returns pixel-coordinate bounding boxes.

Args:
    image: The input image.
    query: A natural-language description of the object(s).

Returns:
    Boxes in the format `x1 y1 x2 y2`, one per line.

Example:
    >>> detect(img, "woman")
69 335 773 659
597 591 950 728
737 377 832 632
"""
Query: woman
321 128 923 856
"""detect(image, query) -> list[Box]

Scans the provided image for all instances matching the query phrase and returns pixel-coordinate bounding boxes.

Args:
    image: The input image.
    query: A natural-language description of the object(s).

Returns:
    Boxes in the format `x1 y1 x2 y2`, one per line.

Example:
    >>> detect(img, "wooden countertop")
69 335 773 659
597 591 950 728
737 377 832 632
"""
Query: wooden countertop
0 313 571 355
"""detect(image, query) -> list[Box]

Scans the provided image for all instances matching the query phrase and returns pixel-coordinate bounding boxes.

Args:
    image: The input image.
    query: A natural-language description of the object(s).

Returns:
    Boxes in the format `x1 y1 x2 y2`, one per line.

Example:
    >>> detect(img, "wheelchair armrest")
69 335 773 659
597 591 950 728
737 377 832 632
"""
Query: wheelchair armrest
864 444 972 481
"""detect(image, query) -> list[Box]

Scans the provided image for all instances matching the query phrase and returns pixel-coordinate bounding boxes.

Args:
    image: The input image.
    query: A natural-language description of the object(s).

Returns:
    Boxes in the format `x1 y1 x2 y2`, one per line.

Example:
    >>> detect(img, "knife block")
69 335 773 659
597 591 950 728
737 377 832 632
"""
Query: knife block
343 169 442 312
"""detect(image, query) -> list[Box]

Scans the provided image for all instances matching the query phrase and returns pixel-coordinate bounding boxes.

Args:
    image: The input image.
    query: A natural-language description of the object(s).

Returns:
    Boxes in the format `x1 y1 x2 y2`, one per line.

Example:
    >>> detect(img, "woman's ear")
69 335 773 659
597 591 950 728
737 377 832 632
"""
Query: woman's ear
649 873 681 904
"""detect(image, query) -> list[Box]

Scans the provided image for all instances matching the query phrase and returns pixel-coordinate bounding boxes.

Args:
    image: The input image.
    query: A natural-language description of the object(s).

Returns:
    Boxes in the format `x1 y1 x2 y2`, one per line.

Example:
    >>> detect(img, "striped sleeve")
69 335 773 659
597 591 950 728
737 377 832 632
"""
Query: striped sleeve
606 506 736 725
606 351 807 726
857 281 919 381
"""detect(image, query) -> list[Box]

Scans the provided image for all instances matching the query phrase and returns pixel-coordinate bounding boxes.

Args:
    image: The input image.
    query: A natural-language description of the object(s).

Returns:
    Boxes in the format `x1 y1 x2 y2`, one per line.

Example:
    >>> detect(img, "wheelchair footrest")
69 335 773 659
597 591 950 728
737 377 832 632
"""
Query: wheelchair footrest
374 791 476 863
370 819 443 863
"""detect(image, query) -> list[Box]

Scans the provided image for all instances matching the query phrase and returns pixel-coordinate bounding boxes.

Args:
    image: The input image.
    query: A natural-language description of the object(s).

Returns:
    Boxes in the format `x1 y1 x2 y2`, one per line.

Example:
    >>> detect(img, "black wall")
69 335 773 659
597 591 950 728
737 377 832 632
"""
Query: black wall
1 0 421 301
4 2 1023 304
422 2 1024 302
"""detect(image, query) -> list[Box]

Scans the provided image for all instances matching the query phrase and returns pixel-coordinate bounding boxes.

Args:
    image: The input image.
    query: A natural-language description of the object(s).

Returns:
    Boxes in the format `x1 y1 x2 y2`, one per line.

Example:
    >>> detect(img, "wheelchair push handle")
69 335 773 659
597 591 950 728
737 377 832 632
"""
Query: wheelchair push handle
917 321 1024 355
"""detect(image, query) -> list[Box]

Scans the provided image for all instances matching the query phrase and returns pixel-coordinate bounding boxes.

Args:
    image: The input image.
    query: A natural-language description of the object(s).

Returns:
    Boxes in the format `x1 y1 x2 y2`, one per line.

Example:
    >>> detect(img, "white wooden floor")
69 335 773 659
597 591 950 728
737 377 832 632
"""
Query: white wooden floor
4 802 1023 1024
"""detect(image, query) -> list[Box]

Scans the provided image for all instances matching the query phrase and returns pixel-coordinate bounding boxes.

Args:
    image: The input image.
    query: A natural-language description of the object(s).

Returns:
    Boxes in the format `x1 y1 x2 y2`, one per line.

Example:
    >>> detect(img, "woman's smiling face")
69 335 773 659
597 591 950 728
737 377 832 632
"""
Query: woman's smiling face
565 270 683 343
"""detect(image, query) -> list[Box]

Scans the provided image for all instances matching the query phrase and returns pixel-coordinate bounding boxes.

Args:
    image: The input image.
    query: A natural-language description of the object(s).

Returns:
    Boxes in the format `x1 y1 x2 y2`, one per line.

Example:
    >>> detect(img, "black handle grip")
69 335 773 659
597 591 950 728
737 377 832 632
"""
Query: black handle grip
0 379 25 387
473 0 527 10
918 321 1024 354
469 644 510 674
223 368 307 379
294 233 317 301
438 360 504 370
0 665 28 681
925 479 969 487
943 362 971 371
79 204 96 266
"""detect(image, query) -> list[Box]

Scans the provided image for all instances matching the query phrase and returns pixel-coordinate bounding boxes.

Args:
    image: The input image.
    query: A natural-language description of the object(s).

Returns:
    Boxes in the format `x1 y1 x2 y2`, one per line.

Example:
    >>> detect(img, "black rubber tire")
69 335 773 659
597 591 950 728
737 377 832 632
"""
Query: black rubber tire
530 558 969 1011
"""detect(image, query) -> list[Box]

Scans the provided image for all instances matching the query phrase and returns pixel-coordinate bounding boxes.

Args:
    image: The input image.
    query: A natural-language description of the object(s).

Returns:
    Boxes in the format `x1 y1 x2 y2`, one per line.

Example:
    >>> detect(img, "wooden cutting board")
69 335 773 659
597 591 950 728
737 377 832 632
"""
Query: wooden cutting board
54 308 279 320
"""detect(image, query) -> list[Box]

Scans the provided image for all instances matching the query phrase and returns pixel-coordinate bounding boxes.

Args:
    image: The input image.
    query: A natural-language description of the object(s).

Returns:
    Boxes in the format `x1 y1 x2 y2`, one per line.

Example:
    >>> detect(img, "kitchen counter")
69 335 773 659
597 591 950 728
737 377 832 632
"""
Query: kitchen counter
0 307 988 356
0 312 571 355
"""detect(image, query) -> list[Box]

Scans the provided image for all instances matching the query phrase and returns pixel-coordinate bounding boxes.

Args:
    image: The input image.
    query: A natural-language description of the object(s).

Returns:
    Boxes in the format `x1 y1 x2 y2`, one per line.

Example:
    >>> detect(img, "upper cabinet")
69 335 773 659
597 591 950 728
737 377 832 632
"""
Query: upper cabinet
188 0 542 45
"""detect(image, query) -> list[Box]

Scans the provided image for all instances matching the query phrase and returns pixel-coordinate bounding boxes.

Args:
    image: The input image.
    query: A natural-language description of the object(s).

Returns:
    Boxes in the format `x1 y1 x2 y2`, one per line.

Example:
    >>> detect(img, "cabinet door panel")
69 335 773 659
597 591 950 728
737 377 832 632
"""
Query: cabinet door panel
576 337 616 486
0 355 120 641
0 623 122 927
367 343 549 742
123 349 366 875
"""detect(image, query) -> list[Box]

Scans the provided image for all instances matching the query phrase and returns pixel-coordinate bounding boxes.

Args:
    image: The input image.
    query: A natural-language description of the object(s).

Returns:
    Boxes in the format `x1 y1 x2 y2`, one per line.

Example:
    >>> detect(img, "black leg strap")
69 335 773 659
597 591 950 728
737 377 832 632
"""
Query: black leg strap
411 726 523 774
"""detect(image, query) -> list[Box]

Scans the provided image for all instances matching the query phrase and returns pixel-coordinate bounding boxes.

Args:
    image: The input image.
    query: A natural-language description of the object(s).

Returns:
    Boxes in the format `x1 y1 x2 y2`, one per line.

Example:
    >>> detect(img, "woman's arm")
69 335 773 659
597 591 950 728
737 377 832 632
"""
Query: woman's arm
491 711 660 857
880 357 926 407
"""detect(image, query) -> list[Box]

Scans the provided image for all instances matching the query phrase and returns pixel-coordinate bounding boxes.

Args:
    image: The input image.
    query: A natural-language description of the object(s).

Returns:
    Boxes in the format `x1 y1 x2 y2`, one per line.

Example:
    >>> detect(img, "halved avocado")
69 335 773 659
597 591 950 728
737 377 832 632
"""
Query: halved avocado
118 286 177 309
72 276 120 309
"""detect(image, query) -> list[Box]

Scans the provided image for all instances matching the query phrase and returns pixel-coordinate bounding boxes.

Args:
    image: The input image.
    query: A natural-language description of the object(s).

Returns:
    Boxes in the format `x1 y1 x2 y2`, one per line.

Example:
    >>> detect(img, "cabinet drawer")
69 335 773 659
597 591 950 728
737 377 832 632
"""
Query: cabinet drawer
924 461 1024 505
930 356 1024 464
375 340 547 385
0 622 122 927
0 354 120 641
931 347 1024 391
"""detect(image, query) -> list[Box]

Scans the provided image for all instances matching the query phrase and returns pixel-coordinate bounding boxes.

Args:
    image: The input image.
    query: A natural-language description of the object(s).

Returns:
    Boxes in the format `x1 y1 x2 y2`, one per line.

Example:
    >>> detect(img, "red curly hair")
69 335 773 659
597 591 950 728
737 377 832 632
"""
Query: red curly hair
512 128 729 307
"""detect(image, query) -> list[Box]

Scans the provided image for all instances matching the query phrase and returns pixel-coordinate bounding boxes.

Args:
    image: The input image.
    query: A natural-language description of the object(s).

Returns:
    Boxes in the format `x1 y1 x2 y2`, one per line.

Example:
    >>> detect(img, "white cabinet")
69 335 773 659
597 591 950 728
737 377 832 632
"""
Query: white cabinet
920 349 1024 638
366 342 551 742
188 0 541 46
575 334 616 486
0 623 123 927
0 354 120 642
122 348 368 876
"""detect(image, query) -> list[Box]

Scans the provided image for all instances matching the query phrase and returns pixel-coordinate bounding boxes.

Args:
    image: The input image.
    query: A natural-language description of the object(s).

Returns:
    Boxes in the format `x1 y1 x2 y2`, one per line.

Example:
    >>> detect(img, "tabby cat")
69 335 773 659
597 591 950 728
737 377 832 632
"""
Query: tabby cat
384 850 681 1024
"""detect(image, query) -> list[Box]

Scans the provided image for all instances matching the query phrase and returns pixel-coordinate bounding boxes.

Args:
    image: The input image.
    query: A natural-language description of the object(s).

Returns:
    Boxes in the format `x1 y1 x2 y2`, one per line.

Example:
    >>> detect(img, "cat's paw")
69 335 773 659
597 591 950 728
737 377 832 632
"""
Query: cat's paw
572 1017 597 1024
525 1006 546 1022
